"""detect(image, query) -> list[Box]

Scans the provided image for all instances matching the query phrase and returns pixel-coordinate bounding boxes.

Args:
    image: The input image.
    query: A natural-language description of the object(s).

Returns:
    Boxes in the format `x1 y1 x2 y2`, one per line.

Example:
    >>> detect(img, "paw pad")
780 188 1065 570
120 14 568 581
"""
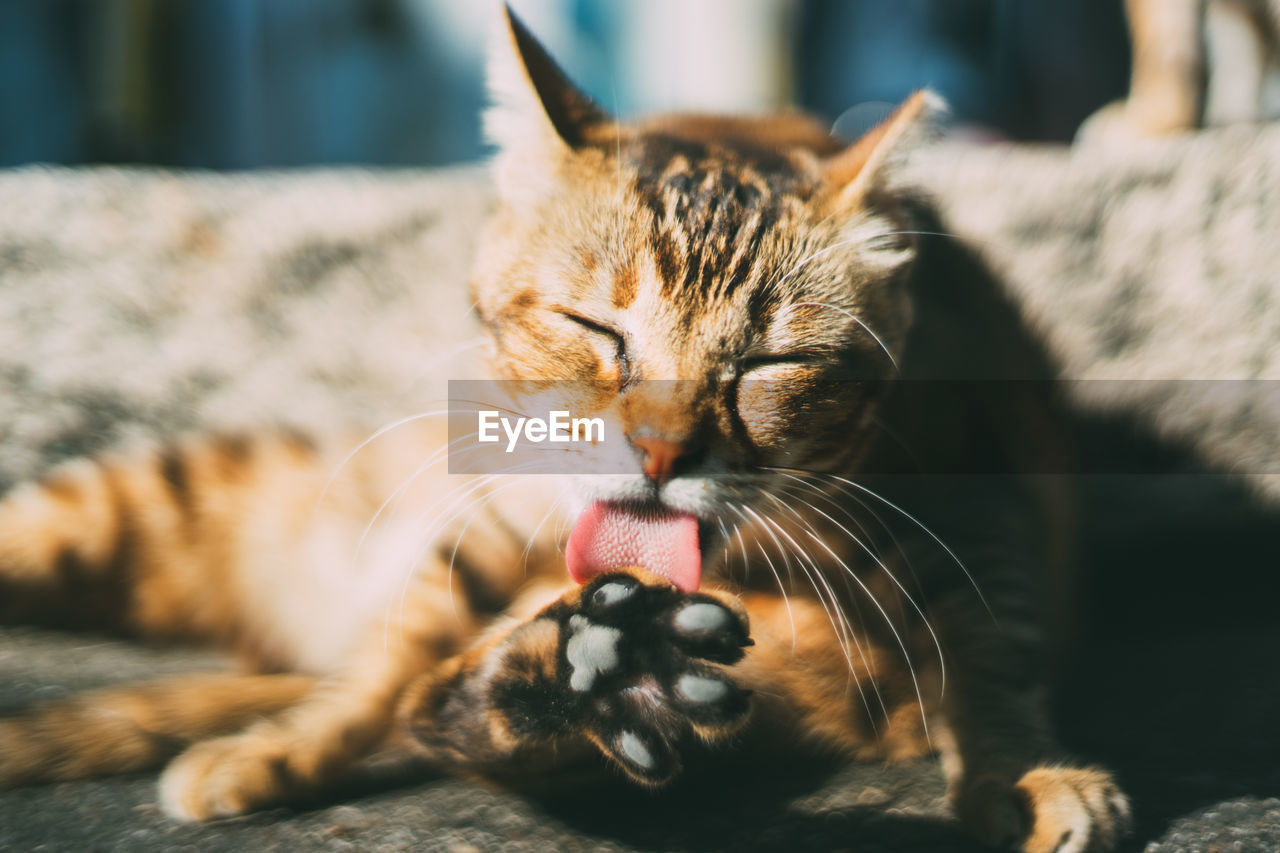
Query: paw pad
591 579 638 609
564 615 622 692
674 673 730 704
532 570 753 785
673 601 732 636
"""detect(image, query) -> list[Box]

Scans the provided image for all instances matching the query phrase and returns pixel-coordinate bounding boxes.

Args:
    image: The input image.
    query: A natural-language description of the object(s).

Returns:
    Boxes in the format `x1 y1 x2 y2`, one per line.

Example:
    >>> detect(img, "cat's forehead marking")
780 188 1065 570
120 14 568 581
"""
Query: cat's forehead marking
622 134 815 305
611 262 639 309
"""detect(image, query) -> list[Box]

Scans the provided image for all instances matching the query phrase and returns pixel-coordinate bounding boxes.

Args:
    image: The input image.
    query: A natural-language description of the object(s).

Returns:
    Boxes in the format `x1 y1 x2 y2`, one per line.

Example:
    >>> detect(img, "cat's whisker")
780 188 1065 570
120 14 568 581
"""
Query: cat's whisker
519 488 566 576
876 229 1003 250
728 502 797 654
777 472 929 621
775 479 879 553
413 461 547 565
754 506 887 728
724 480 803 593
731 516 752 586
771 478 947 703
314 408 453 514
380 470 502 649
381 460 546 648
759 490 931 744
788 300 899 372
773 480 881 632
716 517 733 578
351 429 486 575
442 474 542 614
831 474 995 625
448 398 540 421
386 463 551 650
761 465 995 624
766 238 858 293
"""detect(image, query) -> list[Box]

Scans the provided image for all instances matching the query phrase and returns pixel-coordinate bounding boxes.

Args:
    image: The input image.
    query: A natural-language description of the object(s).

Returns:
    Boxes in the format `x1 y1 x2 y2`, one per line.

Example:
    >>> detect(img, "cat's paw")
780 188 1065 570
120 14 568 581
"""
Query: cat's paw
956 765 1130 853
418 568 753 785
158 731 299 821
1017 766 1130 853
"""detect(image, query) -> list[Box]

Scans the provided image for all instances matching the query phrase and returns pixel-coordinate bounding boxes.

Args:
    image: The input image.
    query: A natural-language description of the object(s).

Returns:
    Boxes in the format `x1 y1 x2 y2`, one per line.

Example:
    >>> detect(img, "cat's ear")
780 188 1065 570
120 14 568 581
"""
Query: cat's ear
821 90 945 210
485 5 608 203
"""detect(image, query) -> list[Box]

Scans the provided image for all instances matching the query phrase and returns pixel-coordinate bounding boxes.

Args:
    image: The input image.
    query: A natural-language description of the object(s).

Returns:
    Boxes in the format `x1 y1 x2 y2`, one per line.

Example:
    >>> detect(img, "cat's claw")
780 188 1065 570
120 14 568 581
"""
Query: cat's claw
493 569 752 785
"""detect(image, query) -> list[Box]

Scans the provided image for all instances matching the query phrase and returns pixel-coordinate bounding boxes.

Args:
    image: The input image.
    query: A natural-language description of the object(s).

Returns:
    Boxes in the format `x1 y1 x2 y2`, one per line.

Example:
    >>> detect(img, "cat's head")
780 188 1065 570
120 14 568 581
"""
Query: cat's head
469 6 939 592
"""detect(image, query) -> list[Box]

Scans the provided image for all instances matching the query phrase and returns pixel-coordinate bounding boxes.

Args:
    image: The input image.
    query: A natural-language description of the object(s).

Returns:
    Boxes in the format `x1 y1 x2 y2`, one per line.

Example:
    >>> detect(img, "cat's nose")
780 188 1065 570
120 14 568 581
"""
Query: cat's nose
632 437 688 485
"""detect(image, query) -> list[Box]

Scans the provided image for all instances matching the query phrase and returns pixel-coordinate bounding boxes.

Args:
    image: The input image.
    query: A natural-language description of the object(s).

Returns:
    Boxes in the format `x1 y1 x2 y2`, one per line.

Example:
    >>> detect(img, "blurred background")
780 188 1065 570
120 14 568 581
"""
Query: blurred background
0 0 1132 170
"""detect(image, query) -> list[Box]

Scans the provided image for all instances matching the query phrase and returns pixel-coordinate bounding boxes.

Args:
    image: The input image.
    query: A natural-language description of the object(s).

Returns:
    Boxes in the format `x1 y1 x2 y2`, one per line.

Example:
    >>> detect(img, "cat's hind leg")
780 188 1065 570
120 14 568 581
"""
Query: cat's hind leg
0 434 320 643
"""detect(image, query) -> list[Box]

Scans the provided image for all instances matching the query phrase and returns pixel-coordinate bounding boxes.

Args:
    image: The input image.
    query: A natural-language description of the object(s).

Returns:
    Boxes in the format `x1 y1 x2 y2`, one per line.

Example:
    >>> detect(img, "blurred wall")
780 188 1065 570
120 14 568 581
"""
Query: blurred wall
0 0 1130 169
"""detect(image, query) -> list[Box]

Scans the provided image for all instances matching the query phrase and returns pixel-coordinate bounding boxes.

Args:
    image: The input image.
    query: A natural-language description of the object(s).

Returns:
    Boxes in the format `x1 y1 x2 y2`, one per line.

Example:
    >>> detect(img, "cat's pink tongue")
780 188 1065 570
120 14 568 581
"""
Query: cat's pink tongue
566 502 701 592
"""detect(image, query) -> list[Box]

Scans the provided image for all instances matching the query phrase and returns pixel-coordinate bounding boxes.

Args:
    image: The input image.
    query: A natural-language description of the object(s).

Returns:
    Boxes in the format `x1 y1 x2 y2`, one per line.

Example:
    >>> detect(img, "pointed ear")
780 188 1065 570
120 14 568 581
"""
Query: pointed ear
821 90 945 210
485 5 608 189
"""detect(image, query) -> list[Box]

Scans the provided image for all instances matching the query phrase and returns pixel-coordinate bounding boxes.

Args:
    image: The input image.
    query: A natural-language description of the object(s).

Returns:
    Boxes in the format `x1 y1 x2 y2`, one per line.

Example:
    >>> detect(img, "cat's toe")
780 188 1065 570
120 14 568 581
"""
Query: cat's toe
955 765 1128 853
1016 766 1130 853
668 596 751 663
158 733 294 822
590 723 682 785
669 667 750 732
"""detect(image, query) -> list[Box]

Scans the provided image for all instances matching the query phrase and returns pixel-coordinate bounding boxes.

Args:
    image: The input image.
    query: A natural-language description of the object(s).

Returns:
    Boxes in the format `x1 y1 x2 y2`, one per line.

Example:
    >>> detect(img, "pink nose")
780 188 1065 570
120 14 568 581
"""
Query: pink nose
632 437 686 484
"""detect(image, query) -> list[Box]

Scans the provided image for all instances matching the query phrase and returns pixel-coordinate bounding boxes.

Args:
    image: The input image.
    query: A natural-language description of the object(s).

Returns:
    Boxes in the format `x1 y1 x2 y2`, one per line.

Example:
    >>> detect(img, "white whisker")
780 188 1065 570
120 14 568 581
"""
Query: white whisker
519 490 566 575
729 502 796 653
753 507 886 728
830 474 995 625
759 490 931 745
350 429 485 574
789 300 899 372
774 476 947 702
314 408 452 514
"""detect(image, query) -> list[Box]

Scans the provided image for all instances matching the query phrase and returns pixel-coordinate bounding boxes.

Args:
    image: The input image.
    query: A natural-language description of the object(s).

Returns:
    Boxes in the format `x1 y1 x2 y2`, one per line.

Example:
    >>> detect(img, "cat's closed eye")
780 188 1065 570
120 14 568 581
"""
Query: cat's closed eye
556 310 631 385
738 353 825 376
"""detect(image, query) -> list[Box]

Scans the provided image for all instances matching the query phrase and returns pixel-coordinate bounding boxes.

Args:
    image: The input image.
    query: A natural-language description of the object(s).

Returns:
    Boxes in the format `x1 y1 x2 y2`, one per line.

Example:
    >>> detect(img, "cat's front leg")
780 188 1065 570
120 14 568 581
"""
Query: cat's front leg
399 568 753 784
158 579 472 821
157 659 424 821
936 600 1130 853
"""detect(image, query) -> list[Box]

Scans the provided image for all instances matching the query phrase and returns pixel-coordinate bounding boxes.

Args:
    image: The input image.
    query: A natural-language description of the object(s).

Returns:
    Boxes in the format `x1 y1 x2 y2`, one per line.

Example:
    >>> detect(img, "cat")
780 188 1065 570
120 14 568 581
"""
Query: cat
0 7 1129 853
1081 0 1280 140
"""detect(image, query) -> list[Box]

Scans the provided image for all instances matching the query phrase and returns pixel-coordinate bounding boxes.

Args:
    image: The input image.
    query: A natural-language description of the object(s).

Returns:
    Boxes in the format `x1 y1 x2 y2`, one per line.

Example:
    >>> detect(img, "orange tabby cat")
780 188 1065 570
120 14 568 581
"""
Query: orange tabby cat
0 8 1128 852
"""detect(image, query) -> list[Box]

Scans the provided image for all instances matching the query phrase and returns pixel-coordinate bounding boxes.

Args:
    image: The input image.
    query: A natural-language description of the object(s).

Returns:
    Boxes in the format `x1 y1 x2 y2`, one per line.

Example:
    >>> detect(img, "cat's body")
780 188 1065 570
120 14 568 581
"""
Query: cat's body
0 10 1128 853
1082 0 1280 141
